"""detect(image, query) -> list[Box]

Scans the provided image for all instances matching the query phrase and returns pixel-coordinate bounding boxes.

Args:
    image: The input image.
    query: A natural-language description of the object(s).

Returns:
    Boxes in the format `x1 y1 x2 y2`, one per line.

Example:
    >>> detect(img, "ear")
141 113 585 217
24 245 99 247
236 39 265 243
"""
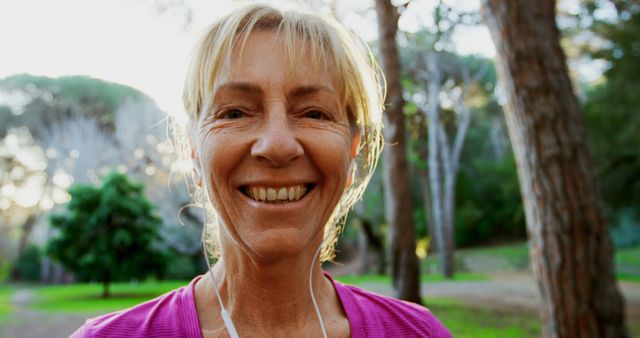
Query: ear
190 139 202 188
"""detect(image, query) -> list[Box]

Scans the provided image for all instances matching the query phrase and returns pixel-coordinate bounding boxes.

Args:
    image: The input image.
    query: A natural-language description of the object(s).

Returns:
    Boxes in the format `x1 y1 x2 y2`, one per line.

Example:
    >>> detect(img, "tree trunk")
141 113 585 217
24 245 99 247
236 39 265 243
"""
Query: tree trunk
424 53 448 277
481 1 628 337
437 124 456 277
102 273 110 298
355 202 386 274
438 92 471 278
374 0 421 304
360 217 386 274
17 212 39 255
418 169 436 254
358 221 369 275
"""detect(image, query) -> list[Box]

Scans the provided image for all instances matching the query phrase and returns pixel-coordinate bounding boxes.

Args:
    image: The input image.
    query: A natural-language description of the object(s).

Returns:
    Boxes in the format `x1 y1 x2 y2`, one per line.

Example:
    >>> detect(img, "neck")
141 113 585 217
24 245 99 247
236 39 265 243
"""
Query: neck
222 261 327 323
197 242 339 336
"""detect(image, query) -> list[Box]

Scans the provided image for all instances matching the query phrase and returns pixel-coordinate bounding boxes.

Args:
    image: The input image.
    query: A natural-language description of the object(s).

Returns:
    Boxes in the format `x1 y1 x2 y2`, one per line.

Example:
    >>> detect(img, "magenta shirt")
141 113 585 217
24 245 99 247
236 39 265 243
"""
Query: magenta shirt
70 273 451 337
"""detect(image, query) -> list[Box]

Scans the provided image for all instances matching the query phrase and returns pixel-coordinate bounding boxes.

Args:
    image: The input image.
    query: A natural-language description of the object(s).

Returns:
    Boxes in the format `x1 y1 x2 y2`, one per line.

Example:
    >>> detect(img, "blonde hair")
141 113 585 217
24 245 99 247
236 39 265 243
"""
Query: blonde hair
175 4 384 262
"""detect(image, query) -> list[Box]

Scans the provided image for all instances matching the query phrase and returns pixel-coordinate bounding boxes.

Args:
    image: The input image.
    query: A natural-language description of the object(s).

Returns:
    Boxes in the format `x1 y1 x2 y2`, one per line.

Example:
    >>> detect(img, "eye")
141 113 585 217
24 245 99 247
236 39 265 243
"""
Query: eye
220 109 245 119
304 110 327 120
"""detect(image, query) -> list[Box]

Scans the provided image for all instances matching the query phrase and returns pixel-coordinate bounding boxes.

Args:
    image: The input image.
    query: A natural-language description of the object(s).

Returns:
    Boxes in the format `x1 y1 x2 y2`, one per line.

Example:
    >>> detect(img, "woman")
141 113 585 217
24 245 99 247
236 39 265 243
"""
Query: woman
71 4 450 338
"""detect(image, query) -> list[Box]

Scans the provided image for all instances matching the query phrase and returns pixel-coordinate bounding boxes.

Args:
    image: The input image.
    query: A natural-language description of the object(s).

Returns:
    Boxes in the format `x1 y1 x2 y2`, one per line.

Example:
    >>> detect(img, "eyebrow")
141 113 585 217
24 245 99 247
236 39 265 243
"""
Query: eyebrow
215 82 337 98
289 85 338 98
216 82 262 95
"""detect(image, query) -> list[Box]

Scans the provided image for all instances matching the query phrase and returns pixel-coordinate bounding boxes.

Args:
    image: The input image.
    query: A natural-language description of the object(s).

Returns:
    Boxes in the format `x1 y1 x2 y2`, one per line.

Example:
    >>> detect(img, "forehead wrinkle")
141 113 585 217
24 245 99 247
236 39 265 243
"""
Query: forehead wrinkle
216 82 263 96
212 81 263 105
288 85 338 99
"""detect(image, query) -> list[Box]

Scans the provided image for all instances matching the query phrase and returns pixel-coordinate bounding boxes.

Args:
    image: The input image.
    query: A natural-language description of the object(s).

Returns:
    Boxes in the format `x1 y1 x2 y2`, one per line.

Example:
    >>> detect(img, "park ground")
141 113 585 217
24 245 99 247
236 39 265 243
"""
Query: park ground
1 243 639 338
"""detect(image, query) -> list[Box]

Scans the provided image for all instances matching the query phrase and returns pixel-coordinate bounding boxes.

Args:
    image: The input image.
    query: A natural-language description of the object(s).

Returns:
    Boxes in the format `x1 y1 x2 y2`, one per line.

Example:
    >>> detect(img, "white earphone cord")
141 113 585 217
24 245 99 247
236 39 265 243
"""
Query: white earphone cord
201 174 240 338
309 222 339 338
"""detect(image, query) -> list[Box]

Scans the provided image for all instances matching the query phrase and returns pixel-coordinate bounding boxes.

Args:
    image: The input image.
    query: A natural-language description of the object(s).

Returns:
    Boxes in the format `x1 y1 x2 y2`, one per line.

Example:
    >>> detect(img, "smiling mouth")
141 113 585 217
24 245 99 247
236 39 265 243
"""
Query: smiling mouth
240 184 315 203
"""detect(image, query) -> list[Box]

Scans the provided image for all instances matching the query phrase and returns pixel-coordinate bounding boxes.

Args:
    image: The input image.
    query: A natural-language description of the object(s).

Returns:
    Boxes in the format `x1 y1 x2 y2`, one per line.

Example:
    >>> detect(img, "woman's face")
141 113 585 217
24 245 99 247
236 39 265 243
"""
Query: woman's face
195 31 356 260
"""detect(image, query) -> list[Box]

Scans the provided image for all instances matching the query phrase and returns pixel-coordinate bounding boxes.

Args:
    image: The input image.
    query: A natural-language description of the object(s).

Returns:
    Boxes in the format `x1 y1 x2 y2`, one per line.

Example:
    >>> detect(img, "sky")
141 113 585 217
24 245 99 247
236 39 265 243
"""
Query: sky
0 0 496 120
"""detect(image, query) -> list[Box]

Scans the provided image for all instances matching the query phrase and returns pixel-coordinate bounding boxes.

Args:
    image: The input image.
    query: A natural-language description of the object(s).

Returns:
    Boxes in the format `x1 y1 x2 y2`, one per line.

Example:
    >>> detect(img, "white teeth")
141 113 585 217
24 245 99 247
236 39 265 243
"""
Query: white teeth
297 186 307 200
245 185 309 203
277 188 288 200
267 188 277 201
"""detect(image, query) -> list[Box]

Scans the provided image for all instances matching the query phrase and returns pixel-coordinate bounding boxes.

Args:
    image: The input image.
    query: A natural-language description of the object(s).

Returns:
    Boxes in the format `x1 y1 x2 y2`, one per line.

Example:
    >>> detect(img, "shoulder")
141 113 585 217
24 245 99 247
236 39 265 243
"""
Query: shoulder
69 277 202 338
333 281 451 338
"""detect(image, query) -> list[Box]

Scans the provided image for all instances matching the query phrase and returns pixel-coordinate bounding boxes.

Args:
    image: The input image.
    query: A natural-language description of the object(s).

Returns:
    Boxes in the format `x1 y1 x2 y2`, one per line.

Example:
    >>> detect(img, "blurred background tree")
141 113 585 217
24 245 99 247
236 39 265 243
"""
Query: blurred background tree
47 172 167 298
375 0 422 303
580 1 640 247
0 75 204 284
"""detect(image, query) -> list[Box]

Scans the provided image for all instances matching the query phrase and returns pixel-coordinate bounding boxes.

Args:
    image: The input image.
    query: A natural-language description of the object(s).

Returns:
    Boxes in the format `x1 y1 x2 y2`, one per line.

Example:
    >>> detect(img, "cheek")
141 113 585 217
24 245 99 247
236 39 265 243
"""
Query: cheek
304 132 352 184
199 135 245 203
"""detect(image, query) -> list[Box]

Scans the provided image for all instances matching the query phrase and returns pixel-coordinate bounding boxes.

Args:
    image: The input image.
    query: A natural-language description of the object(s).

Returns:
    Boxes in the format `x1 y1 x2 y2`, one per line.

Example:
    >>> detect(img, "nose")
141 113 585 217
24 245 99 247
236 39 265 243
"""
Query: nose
251 110 303 167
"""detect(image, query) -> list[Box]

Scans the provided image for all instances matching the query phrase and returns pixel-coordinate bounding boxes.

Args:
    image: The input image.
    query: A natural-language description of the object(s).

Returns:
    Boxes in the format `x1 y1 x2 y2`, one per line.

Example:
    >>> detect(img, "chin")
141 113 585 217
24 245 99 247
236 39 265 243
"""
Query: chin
250 228 315 260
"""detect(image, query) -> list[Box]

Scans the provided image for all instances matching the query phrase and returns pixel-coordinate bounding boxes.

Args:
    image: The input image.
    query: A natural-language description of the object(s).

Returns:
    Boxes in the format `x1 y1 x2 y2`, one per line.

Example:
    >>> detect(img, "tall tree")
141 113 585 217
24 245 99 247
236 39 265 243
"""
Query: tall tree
402 29 490 276
48 172 167 298
374 0 421 303
480 1 628 337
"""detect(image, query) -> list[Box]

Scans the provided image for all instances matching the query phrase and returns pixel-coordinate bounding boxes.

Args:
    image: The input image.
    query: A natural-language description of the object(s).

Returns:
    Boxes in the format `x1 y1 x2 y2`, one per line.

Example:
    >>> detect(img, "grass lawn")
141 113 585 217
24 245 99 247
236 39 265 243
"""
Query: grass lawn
424 242 640 283
336 272 488 285
427 298 540 338
616 245 640 266
459 242 531 268
0 285 13 324
615 245 640 281
423 242 531 274
30 280 188 313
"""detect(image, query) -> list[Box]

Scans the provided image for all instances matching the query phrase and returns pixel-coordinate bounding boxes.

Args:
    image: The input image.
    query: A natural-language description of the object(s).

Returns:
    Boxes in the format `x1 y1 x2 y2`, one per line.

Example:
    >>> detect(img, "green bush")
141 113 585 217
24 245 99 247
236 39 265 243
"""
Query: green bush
47 172 168 297
455 155 526 247
164 251 206 280
14 245 42 281
610 208 640 249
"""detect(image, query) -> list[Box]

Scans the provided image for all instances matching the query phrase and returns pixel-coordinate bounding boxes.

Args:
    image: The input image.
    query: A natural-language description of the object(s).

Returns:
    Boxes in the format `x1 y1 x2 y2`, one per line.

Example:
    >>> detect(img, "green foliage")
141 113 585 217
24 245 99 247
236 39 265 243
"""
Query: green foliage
164 251 206 280
0 74 146 137
13 245 42 281
581 2 640 240
0 74 144 117
344 166 386 243
399 28 523 248
455 155 526 247
610 208 640 248
47 172 168 295
452 109 526 247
